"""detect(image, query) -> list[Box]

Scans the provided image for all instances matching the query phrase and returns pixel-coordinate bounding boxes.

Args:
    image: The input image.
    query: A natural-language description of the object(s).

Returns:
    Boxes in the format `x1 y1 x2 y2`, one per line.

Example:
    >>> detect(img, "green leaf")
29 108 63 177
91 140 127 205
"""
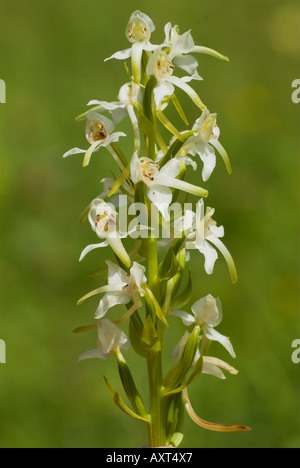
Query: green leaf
171 94 189 126
75 105 103 121
159 252 180 282
163 356 203 397
115 351 149 419
143 286 169 327
163 326 200 391
73 325 98 334
169 247 187 299
140 315 161 352
166 393 185 448
158 238 186 279
108 163 131 197
167 76 206 110
129 311 148 357
104 377 150 424
109 143 129 169
137 112 155 138
143 76 157 123
156 109 184 141
158 130 194 168
170 269 193 311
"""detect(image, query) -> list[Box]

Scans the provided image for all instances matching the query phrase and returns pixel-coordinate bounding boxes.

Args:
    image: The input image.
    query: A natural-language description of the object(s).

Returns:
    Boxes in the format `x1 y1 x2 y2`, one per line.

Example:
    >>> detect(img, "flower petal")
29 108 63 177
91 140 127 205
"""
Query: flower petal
169 310 196 326
158 176 208 198
194 141 216 182
206 236 238 284
173 54 200 76
77 348 109 362
166 75 205 110
79 241 108 262
95 292 131 319
153 81 174 109
196 240 218 275
62 147 86 159
105 48 132 62
209 138 232 175
205 326 236 358
107 235 131 268
147 184 173 221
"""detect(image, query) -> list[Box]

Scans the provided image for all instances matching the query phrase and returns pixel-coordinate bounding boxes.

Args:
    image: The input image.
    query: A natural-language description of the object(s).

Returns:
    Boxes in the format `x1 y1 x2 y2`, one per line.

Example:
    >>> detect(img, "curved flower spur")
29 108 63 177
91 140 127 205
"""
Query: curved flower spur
64 10 251 448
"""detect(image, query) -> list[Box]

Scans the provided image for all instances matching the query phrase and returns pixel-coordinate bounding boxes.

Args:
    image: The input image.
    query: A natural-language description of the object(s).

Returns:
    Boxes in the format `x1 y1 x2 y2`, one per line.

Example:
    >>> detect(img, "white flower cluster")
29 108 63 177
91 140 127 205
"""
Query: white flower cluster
64 11 248 445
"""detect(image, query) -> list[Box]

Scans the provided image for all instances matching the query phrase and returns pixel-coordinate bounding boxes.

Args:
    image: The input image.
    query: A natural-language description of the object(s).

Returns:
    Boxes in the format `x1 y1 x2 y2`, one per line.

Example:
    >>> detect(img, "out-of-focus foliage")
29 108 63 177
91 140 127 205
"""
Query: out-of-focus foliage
0 0 299 448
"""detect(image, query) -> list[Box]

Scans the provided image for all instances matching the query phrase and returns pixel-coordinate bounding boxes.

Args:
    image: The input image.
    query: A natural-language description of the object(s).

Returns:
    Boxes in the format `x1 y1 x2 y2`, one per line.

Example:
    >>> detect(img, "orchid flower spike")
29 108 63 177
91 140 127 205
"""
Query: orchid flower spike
170 295 236 358
77 319 130 362
79 198 131 268
130 152 208 221
179 109 232 181
62 111 126 167
146 48 204 110
77 260 146 323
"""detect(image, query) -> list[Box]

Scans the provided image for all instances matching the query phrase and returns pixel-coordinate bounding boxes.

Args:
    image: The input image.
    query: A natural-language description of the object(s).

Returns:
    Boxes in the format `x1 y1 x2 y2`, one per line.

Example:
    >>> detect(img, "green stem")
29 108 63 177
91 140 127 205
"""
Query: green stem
147 350 166 447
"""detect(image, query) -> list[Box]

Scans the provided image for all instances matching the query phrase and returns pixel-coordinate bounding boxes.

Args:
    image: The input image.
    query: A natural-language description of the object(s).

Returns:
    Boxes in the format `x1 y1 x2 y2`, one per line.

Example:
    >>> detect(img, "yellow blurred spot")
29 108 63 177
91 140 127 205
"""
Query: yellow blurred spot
267 3 300 57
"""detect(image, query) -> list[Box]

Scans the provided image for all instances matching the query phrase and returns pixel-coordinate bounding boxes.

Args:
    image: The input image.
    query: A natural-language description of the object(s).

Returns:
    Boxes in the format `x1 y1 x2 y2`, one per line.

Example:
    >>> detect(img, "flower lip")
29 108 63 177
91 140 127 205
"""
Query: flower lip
126 11 154 43
85 111 115 145
88 199 118 238
88 123 108 144
154 50 175 80
140 159 160 185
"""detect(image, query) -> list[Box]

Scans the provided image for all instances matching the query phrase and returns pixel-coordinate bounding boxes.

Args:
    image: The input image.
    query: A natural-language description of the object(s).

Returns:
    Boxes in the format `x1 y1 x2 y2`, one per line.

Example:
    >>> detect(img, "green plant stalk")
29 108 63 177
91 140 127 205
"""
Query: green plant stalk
147 349 166 447
146 234 167 447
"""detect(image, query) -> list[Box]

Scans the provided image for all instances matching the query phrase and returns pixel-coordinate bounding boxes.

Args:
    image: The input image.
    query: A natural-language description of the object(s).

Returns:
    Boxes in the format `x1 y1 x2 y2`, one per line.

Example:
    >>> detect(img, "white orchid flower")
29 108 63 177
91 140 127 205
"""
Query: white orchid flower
171 331 238 379
78 319 130 362
178 109 232 181
163 22 229 78
146 49 205 110
105 11 159 86
106 10 156 61
170 295 236 358
63 111 126 167
77 260 146 322
79 177 131 226
87 83 140 152
79 198 131 268
176 199 237 283
130 152 208 221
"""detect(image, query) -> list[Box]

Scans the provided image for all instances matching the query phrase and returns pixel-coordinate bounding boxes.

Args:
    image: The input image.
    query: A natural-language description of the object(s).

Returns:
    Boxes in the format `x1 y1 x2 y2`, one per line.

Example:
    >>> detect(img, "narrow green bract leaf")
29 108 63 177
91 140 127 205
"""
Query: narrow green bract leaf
116 351 149 419
141 315 161 351
129 311 148 357
108 163 130 197
104 377 150 424
163 326 201 391
170 269 193 311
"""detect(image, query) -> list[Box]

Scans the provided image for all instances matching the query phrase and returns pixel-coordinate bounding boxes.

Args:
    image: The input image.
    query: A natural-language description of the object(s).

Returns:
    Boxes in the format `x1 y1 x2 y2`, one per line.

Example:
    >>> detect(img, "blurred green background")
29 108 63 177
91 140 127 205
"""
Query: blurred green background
0 0 299 448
